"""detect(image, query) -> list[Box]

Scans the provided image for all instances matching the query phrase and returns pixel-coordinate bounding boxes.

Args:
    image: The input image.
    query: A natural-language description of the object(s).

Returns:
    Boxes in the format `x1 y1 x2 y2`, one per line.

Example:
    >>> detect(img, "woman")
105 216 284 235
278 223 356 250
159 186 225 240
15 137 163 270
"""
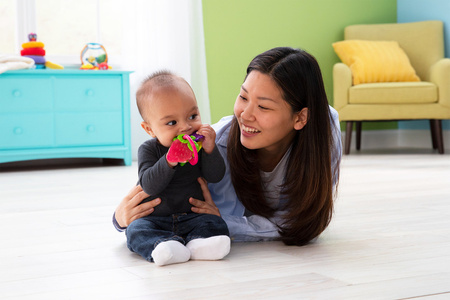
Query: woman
114 47 342 246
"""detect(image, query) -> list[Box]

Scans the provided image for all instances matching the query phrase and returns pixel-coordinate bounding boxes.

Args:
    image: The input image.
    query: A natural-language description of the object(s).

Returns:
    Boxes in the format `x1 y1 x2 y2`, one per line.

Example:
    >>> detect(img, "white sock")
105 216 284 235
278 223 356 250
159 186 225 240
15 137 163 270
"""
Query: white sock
186 235 231 261
151 240 191 266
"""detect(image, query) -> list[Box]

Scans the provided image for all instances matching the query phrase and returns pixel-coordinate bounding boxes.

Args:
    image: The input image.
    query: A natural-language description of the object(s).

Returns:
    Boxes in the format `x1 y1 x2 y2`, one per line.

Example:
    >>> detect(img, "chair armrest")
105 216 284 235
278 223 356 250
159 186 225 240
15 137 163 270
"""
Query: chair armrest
430 58 450 109
333 63 352 111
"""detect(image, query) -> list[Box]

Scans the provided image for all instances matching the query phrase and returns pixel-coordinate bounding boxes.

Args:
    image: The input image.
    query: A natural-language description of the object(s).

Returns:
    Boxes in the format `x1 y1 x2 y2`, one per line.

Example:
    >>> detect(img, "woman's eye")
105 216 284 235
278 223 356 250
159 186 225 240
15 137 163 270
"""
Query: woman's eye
259 105 269 110
167 120 177 126
239 94 247 101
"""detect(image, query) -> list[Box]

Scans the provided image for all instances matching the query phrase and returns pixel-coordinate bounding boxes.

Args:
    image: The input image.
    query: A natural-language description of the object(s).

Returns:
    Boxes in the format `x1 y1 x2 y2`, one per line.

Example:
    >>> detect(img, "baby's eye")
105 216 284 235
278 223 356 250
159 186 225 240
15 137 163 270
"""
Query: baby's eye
189 114 199 120
167 120 177 126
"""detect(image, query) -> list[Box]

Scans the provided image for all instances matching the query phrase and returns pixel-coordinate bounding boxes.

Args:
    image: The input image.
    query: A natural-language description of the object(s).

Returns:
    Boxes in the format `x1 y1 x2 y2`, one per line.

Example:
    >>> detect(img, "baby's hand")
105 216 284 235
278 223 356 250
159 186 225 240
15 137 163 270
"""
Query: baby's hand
196 124 216 154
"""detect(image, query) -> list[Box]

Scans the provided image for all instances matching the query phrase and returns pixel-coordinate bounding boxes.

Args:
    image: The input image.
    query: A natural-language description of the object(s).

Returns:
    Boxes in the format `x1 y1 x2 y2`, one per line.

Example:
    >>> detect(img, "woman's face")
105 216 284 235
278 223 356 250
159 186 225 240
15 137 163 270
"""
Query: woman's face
234 71 304 155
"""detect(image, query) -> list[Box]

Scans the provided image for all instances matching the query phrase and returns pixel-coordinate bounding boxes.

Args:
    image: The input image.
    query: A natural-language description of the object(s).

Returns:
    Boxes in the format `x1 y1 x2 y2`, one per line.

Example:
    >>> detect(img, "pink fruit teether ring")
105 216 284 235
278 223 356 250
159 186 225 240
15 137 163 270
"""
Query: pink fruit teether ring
166 133 204 166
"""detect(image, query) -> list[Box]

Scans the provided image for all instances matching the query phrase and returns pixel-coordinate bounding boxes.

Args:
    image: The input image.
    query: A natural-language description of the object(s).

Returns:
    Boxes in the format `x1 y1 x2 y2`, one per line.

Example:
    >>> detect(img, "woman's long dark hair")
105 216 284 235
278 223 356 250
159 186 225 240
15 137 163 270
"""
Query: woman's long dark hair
228 47 340 246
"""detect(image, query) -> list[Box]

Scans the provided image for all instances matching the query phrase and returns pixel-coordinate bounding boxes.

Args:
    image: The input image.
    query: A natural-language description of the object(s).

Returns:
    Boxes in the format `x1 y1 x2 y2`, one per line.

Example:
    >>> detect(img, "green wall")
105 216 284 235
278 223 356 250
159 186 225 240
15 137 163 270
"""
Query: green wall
202 0 397 124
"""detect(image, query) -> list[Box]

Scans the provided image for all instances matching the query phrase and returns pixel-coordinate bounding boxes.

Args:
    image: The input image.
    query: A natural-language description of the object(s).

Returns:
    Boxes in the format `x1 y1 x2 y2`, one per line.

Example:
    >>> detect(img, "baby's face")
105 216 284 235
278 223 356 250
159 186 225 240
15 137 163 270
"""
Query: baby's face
142 81 202 148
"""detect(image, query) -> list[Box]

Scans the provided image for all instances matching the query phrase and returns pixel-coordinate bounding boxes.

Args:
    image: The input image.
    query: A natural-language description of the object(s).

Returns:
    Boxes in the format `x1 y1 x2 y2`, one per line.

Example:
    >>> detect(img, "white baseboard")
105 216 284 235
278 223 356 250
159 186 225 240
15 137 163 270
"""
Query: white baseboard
345 129 450 153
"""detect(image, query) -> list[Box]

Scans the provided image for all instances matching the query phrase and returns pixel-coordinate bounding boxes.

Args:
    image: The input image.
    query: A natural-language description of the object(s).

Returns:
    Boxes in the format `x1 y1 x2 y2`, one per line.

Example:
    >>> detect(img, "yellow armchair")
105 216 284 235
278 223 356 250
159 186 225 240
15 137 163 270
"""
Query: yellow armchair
333 21 450 154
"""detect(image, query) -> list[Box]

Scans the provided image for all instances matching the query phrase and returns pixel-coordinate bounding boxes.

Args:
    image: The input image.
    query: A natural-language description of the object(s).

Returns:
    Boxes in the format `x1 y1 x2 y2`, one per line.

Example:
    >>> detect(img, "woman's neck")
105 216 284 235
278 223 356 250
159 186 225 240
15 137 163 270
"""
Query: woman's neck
257 138 293 172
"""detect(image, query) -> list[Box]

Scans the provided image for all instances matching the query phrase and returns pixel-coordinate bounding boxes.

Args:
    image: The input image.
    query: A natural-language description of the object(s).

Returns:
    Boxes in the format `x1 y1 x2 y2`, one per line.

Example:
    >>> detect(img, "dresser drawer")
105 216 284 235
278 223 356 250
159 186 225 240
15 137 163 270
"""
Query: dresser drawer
0 69 132 165
0 113 54 149
0 77 53 112
55 112 123 146
54 76 122 111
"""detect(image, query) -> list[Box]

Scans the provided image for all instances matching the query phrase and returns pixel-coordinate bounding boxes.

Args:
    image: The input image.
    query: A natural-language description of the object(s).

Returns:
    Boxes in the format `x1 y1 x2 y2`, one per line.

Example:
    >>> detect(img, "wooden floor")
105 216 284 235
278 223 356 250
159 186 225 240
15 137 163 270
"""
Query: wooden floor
1 150 450 299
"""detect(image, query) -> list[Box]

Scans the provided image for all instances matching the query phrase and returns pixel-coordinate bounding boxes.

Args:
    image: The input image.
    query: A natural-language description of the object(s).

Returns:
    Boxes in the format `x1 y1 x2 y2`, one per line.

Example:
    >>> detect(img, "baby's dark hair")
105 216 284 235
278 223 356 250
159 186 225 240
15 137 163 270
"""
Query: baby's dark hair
136 70 177 119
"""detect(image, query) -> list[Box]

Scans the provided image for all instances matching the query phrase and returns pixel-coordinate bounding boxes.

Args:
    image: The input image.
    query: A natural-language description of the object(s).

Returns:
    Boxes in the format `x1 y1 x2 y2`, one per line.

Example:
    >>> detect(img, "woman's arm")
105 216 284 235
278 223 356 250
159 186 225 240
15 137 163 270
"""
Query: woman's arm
190 178 280 242
221 214 280 242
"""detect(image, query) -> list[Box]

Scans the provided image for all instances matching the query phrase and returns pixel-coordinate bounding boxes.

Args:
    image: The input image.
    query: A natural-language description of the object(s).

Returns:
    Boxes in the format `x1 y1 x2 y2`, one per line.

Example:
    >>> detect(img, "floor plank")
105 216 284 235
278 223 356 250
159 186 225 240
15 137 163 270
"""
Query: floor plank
1 152 450 299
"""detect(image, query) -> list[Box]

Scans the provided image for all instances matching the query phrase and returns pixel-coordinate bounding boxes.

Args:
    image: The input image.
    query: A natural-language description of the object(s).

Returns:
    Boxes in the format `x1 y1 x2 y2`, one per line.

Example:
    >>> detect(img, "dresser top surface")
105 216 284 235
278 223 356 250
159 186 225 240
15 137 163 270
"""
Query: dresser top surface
2 68 133 76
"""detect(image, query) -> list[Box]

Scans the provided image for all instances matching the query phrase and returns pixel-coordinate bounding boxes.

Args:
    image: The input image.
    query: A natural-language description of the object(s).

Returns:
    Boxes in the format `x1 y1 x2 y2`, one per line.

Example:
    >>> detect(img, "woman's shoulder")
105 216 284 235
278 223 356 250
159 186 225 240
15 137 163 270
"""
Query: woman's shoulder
328 105 339 122
212 115 233 147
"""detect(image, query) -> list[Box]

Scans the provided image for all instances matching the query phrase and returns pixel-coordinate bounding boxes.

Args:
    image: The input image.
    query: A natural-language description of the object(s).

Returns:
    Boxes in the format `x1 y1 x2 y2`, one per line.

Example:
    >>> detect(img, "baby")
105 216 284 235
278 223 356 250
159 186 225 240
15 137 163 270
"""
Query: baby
125 70 230 266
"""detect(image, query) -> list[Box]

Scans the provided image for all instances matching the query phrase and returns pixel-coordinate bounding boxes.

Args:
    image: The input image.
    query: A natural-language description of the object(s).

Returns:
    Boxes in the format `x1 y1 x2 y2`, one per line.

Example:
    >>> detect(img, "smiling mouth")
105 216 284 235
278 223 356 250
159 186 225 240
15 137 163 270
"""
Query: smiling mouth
241 124 261 134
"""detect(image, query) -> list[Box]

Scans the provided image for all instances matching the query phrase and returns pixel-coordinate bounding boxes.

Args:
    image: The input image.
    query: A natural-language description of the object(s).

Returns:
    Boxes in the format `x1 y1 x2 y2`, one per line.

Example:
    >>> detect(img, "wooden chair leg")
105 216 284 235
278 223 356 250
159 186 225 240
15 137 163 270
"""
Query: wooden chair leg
430 119 444 154
345 121 353 155
430 120 437 149
356 121 362 151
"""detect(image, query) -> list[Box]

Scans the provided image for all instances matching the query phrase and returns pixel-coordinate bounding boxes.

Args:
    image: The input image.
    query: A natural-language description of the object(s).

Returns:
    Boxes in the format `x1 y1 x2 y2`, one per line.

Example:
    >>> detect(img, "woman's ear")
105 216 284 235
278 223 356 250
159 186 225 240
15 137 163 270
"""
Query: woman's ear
294 107 308 130
141 121 156 138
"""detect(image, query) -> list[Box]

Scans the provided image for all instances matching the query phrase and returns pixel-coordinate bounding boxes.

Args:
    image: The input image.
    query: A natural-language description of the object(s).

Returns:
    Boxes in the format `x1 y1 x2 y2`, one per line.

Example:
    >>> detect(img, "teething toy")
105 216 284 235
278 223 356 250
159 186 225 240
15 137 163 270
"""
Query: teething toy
167 133 204 166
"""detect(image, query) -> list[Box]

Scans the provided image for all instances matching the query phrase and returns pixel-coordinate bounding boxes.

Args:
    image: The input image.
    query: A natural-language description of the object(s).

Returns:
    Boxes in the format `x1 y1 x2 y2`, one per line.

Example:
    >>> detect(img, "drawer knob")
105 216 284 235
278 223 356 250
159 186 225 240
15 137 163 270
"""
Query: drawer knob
86 125 96 132
86 89 95 97
12 90 22 97
14 127 23 135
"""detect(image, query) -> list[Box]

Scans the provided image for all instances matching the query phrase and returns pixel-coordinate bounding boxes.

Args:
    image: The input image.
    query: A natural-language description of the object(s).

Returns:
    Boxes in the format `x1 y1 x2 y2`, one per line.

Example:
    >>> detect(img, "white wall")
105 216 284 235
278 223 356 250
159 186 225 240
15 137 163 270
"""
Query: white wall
121 0 209 161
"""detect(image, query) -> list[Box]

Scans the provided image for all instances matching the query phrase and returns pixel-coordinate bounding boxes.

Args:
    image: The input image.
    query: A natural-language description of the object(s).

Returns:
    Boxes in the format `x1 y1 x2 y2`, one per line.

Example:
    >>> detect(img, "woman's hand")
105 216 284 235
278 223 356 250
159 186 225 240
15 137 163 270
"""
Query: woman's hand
115 185 161 228
190 177 221 216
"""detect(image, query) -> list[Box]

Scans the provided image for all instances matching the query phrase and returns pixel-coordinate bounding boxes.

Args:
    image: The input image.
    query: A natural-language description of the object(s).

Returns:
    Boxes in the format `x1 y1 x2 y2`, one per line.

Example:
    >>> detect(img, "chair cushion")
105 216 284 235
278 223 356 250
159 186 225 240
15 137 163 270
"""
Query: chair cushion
332 40 421 85
349 82 437 104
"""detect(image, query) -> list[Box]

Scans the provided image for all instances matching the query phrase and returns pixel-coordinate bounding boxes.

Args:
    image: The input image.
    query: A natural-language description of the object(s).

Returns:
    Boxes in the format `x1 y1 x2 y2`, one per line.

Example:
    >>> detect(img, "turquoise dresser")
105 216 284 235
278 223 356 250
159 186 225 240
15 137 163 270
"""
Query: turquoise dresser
0 68 133 165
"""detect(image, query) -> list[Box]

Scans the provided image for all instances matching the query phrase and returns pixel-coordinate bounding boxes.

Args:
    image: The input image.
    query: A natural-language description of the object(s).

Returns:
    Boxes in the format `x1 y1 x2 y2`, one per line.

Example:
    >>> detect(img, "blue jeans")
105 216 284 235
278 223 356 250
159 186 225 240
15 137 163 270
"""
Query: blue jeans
126 213 229 262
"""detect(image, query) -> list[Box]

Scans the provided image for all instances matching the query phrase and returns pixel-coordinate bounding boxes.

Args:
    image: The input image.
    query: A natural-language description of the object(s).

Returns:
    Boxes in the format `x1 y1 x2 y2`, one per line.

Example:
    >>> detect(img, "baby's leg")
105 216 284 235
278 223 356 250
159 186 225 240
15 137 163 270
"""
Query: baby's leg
183 214 230 260
126 216 188 266
186 235 230 260
126 216 168 261
152 240 191 266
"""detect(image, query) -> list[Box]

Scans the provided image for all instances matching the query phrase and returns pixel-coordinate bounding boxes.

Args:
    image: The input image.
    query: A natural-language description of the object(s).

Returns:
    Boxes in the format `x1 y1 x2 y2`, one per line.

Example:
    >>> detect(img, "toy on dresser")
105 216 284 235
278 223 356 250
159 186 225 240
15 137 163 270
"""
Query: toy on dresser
20 33 46 69
20 33 63 70
80 43 112 70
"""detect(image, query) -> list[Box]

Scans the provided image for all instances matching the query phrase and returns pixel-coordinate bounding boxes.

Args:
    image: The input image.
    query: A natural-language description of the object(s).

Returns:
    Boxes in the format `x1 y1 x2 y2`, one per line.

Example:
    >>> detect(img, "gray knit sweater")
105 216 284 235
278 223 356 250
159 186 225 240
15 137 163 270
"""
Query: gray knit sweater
138 139 226 216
